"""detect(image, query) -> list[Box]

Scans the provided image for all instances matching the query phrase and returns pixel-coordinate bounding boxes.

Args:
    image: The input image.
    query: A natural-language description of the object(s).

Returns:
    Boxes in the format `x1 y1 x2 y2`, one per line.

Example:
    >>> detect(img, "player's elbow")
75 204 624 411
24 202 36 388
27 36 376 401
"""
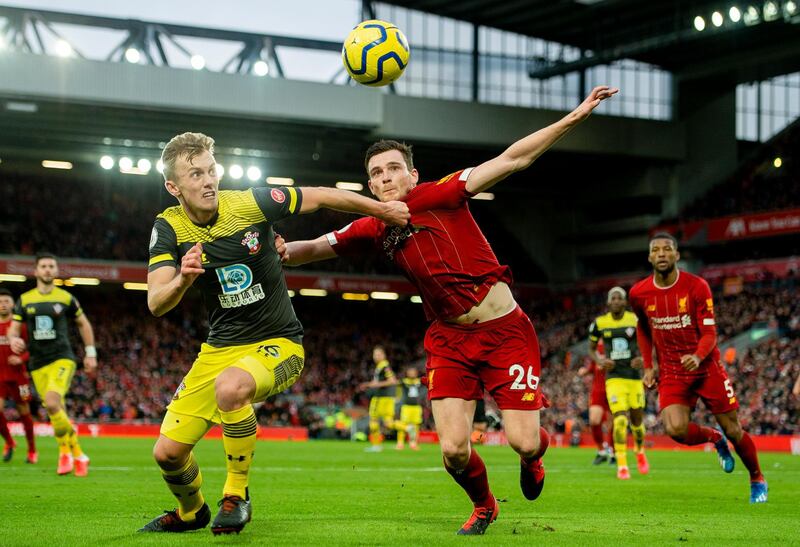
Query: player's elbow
147 297 165 317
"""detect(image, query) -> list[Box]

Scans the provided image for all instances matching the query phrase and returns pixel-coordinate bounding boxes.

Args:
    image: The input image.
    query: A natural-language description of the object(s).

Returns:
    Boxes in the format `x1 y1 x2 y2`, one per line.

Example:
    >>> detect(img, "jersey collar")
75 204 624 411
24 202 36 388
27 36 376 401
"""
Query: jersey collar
653 268 680 290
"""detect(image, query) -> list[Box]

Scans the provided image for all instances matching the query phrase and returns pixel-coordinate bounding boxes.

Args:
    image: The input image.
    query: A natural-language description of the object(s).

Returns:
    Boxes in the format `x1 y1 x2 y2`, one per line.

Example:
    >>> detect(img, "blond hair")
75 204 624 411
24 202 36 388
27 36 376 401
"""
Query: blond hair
161 132 215 181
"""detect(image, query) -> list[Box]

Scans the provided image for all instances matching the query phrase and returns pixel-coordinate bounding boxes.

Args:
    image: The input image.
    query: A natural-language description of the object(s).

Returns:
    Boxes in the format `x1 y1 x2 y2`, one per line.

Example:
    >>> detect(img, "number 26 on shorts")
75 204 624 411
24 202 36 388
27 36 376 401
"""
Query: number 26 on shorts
509 363 539 391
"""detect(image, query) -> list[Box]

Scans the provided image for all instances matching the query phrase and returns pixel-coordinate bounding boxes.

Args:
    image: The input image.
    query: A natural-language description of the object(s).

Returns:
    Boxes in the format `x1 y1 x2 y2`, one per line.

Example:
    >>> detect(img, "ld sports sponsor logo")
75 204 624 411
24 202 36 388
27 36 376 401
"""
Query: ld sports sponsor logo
215 263 265 309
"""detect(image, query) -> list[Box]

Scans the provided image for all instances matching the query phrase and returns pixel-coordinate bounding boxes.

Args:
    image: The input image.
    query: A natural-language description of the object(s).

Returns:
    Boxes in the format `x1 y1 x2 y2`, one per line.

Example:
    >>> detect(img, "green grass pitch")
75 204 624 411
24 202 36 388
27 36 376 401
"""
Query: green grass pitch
0 437 797 545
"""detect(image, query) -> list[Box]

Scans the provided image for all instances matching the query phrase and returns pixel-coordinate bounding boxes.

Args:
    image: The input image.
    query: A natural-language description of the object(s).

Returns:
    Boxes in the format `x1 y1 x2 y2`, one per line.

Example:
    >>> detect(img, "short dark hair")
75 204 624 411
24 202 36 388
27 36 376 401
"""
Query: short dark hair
0 287 13 298
649 232 678 250
35 253 57 265
364 140 414 174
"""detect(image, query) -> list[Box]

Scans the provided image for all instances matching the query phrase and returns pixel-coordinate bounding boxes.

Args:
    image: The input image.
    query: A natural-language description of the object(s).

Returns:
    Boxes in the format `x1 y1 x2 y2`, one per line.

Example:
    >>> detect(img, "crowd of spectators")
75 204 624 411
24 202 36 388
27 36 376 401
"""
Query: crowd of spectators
537 278 800 436
3 276 796 437
0 171 543 281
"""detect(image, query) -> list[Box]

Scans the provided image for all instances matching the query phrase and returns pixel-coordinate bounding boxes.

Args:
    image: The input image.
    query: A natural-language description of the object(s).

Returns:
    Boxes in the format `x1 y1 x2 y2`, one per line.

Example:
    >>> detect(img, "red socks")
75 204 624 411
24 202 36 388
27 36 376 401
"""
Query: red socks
20 414 35 452
445 449 494 508
731 432 764 482
591 424 604 450
681 423 723 445
0 412 12 446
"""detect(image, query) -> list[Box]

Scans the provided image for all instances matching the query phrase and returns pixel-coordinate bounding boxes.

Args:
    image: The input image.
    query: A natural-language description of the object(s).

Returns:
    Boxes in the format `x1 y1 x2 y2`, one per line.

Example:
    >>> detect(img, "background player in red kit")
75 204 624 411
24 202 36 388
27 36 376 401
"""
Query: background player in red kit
629 233 767 504
284 86 618 534
0 288 36 463
577 345 615 466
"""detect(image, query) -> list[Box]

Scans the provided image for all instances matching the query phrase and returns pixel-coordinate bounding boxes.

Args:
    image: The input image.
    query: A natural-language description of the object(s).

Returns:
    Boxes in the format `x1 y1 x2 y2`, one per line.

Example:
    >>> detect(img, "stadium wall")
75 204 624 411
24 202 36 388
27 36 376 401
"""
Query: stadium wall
480 431 800 454
8 423 798 453
7 422 308 441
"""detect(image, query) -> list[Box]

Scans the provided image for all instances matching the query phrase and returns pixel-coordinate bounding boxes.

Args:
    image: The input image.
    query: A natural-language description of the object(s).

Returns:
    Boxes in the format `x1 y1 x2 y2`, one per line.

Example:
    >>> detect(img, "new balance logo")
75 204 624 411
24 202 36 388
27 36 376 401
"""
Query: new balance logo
522 392 536 402
227 454 247 462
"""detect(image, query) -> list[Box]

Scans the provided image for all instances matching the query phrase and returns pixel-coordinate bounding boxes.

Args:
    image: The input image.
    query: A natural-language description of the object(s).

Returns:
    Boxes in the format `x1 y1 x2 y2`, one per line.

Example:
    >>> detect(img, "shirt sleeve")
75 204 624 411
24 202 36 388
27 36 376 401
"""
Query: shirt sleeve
148 218 179 272
18 323 30 364
630 292 655 369
68 294 84 318
12 298 25 322
692 277 718 360
407 169 474 213
253 186 303 221
588 320 600 343
326 217 381 257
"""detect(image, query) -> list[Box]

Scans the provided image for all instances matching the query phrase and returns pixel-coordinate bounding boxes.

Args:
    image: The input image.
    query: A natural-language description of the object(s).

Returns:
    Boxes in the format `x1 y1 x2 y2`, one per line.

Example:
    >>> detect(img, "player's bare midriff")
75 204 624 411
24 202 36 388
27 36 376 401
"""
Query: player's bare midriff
446 282 516 325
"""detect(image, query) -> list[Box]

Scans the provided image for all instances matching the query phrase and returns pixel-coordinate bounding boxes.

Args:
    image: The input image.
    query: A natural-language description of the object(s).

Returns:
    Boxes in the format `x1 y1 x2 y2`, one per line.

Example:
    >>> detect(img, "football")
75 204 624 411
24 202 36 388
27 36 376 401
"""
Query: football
342 19 410 87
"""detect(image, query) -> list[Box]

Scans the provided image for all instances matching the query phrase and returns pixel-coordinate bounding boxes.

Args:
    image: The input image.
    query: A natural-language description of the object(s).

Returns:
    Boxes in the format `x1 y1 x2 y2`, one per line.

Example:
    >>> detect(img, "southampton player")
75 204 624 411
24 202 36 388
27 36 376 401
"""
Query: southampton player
140 132 409 535
630 233 767 503
8 255 97 475
587 287 648 480
283 86 618 534
396 366 424 450
0 288 36 463
576 351 614 465
358 346 398 452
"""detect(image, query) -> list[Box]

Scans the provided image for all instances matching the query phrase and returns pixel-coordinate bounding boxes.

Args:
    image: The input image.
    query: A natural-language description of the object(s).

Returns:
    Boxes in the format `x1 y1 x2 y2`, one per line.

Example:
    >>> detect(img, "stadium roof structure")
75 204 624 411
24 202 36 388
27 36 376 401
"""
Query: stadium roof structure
379 0 800 83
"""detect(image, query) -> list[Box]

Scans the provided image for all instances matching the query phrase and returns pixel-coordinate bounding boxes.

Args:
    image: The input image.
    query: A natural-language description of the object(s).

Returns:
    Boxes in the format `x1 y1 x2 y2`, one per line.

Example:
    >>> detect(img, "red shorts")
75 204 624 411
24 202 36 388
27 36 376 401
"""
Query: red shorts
658 362 739 415
424 306 546 411
590 387 610 410
0 379 33 404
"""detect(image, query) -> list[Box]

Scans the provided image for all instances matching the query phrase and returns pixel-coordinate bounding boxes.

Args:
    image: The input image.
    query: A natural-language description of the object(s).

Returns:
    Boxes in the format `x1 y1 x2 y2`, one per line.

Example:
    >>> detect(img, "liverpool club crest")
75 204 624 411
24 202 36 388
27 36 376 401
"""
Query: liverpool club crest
241 231 261 254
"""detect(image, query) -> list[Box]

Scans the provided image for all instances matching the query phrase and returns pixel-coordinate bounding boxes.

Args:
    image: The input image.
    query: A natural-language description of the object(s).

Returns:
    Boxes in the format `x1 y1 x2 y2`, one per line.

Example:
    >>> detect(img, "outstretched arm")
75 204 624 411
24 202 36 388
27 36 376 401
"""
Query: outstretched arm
284 235 337 267
299 187 409 226
465 86 618 195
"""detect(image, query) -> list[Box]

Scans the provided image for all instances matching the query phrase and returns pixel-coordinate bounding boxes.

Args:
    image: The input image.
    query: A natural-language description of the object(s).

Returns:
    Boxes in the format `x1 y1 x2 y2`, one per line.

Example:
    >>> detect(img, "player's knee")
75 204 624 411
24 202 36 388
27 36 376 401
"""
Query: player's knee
152 442 187 470
43 396 61 415
440 439 470 466
665 422 687 440
509 437 540 460
214 376 253 411
722 421 743 442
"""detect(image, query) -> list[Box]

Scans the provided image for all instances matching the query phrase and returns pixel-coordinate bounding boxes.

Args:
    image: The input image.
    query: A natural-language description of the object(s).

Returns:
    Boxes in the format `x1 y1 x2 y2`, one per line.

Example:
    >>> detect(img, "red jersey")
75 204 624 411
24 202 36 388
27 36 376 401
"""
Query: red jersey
589 339 606 391
586 361 606 391
0 318 30 382
327 169 512 321
629 270 719 378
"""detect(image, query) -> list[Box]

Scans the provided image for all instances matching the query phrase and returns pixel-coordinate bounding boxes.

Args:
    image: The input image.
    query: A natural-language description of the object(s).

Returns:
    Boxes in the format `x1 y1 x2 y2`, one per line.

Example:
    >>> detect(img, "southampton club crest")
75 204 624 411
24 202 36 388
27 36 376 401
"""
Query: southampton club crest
241 231 261 255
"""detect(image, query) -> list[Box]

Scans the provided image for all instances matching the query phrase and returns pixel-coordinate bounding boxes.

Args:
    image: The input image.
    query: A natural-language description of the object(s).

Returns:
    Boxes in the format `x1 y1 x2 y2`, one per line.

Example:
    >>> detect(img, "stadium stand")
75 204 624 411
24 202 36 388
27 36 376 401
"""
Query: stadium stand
4 276 795 436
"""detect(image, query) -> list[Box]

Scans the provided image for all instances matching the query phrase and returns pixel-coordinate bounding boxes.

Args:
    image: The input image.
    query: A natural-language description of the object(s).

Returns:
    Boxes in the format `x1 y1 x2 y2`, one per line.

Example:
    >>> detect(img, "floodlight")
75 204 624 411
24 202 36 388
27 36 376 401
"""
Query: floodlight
693 15 706 30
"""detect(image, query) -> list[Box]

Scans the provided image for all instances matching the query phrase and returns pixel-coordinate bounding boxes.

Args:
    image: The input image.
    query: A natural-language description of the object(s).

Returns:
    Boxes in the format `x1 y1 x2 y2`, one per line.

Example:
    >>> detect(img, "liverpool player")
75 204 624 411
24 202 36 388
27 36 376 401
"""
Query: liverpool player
629 233 767 503
283 86 618 534
576 352 614 466
8 255 97 476
0 288 36 463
